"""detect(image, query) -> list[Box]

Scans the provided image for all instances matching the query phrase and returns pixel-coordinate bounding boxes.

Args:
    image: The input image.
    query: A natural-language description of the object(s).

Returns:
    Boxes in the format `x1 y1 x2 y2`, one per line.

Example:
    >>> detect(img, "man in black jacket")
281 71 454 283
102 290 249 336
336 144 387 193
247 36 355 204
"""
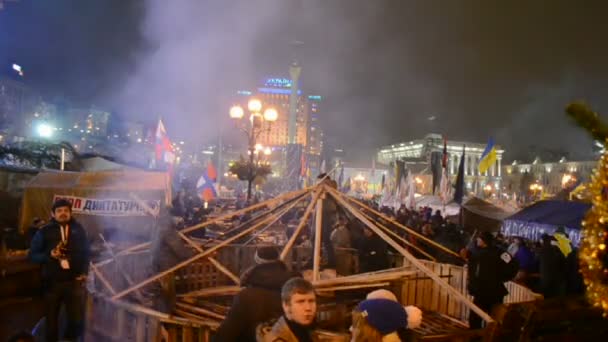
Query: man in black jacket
467 231 517 329
360 227 389 273
212 245 294 342
29 198 90 342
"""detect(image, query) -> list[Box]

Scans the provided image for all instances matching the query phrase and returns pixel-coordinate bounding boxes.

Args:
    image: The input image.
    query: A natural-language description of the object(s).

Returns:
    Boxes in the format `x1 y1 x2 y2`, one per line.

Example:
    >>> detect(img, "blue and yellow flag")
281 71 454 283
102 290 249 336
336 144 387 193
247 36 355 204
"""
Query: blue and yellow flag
478 138 497 174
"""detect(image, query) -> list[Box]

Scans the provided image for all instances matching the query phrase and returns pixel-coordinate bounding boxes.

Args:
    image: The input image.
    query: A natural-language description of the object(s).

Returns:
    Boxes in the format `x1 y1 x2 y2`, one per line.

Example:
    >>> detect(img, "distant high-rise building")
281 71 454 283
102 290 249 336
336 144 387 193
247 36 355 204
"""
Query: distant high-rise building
235 77 309 148
0 65 35 132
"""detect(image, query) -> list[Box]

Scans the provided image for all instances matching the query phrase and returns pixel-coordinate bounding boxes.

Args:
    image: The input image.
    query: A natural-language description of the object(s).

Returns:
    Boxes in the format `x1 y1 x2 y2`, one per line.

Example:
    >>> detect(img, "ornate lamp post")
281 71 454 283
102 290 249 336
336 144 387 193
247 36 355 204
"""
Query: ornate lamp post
229 99 278 202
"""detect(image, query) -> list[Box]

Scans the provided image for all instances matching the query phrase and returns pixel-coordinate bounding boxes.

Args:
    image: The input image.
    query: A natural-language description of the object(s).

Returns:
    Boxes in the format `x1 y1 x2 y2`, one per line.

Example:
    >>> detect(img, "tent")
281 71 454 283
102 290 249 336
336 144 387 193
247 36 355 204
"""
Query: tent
414 195 461 216
501 200 591 246
461 197 513 232
19 170 172 240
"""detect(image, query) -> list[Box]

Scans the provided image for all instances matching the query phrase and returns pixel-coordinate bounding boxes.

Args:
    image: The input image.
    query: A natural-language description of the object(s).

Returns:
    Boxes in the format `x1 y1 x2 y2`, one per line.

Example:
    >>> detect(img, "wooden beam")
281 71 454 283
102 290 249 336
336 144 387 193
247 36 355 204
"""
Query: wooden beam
89 262 116 295
242 195 307 245
94 188 308 267
176 301 226 320
326 186 494 324
178 286 241 298
111 195 306 300
176 231 241 285
317 282 390 293
345 195 463 260
280 189 322 260
312 191 324 282
98 233 145 303
356 208 437 261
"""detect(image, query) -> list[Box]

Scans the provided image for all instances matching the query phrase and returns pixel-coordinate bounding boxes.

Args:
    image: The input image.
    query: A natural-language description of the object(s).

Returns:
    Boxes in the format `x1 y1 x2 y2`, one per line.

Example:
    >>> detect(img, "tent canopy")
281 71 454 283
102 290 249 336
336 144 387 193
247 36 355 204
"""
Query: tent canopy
461 197 513 232
462 197 512 221
501 200 590 245
19 170 172 238
505 200 590 230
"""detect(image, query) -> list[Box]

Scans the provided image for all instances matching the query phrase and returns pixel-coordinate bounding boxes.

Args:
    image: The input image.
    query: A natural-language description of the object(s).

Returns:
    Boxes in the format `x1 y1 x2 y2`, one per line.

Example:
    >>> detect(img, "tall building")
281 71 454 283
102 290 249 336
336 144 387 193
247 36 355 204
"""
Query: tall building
0 66 35 133
306 95 323 174
378 133 505 195
235 77 308 148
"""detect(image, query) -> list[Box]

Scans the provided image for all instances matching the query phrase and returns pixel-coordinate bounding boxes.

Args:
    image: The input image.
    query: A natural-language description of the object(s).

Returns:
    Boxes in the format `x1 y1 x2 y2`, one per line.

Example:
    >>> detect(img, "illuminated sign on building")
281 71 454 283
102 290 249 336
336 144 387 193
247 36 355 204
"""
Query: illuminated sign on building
237 90 252 96
258 87 302 95
308 95 322 101
264 77 293 88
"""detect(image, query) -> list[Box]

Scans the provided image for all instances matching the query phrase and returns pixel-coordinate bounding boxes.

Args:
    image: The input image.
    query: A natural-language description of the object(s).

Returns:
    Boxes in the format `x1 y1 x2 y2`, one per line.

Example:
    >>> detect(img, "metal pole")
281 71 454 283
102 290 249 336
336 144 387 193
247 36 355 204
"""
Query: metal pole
247 126 255 203
60 148 65 171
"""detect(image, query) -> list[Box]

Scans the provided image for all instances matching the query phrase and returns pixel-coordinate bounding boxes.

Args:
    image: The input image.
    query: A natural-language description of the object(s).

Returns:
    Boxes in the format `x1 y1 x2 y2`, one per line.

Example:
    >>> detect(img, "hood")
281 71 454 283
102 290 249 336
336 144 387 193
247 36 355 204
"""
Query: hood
241 261 292 290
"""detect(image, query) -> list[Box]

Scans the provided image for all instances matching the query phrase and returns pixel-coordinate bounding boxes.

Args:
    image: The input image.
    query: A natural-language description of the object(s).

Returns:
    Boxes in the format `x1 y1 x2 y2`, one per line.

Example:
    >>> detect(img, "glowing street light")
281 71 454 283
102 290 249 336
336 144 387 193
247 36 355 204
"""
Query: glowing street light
263 147 272 156
36 123 54 138
561 173 576 188
229 105 244 119
263 108 278 122
229 98 279 202
247 98 262 112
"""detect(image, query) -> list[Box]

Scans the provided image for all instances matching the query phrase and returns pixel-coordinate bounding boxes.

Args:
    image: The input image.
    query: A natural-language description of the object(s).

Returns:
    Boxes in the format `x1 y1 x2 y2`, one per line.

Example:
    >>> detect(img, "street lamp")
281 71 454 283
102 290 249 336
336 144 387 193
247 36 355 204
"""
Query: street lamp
483 184 493 198
229 98 278 202
529 183 543 201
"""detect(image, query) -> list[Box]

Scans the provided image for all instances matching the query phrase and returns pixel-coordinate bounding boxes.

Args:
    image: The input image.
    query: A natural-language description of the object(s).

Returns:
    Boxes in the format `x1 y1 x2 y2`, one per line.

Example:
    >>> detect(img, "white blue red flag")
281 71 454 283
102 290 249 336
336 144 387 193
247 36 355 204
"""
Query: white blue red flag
155 119 175 167
197 161 218 202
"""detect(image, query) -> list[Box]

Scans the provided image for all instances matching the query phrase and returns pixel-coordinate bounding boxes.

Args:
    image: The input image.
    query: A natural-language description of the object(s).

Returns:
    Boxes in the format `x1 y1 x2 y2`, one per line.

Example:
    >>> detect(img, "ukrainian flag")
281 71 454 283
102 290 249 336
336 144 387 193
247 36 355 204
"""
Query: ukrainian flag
478 138 497 174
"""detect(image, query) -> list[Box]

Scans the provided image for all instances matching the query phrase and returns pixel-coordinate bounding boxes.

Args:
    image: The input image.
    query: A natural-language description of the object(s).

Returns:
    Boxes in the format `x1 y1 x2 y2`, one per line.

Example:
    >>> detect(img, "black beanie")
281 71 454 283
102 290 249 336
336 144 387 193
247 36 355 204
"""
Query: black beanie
255 245 279 264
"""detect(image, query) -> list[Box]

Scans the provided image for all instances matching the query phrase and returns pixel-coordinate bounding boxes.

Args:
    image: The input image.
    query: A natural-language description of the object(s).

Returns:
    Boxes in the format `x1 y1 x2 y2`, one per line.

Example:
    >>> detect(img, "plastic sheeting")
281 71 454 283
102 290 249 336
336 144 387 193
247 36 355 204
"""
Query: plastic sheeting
502 220 581 246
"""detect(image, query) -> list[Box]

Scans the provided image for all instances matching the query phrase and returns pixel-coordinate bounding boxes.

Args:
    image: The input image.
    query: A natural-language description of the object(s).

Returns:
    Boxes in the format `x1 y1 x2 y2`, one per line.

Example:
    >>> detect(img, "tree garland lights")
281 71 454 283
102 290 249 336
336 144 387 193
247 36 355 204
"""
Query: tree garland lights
580 149 608 317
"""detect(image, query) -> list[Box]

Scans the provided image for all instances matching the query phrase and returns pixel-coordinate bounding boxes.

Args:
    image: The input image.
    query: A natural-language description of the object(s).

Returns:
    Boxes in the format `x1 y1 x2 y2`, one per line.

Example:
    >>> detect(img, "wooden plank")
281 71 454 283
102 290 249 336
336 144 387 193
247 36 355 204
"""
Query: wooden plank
112 196 304 300
147 318 161 342
327 186 494 324
182 326 194 342
280 190 321 260
135 314 147 342
344 195 464 260
312 194 324 282
94 188 308 268
168 326 178 342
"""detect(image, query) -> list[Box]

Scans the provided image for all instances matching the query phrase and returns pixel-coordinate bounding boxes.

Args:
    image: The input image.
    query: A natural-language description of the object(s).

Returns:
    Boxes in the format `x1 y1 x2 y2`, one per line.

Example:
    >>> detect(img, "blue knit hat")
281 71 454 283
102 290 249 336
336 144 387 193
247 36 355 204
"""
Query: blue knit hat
356 298 407 335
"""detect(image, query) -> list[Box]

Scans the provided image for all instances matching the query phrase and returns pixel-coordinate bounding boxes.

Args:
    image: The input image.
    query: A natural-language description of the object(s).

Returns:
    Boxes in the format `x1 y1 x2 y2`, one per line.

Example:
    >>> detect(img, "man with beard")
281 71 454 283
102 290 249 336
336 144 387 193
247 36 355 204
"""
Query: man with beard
29 198 90 342
257 277 319 342
212 245 295 342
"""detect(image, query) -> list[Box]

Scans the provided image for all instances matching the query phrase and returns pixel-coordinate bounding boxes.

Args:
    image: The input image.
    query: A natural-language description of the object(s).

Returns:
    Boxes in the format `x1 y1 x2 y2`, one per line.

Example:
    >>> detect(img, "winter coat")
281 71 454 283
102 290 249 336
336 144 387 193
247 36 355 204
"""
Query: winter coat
514 245 537 273
360 235 389 272
212 261 295 342
467 245 516 299
256 316 321 342
29 219 90 286
539 240 567 297
330 226 351 249
150 218 194 272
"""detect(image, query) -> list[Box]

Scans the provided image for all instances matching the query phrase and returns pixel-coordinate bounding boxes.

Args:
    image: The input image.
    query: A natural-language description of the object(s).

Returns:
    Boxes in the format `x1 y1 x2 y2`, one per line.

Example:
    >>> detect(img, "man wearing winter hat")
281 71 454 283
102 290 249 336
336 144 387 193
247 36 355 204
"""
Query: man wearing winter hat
467 231 518 329
214 245 295 342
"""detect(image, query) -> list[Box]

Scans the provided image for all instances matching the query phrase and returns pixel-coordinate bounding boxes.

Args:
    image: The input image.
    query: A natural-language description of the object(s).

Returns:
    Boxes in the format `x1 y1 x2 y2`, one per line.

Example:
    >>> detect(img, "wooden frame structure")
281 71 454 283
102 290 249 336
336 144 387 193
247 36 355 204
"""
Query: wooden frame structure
85 183 540 342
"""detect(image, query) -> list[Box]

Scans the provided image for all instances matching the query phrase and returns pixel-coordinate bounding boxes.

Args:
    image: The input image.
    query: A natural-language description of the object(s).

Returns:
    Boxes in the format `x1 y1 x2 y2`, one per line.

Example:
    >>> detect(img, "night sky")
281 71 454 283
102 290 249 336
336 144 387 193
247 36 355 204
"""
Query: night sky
1 0 608 160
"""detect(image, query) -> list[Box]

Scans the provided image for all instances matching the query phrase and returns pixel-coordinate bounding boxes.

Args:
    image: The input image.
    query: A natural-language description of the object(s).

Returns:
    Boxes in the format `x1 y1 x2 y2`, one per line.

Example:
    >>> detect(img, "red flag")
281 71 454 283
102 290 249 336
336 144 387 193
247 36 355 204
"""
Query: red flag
155 119 175 165
207 160 218 182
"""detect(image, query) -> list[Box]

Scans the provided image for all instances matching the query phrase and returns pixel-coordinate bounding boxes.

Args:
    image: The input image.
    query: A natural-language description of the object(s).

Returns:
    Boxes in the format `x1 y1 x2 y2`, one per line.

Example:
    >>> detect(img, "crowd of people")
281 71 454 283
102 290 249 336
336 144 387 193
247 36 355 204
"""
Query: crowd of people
7 174 587 341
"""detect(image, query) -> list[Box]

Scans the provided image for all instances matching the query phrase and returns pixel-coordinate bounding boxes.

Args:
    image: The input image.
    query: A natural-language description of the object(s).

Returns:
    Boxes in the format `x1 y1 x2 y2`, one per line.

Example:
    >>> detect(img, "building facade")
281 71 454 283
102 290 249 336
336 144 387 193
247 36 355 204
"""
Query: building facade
378 133 505 195
235 77 309 148
502 157 597 197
